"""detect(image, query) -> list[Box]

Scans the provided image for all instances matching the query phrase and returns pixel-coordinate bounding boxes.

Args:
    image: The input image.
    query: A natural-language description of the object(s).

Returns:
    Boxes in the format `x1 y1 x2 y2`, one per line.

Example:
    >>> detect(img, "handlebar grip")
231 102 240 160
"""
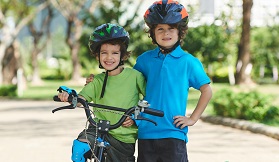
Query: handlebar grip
53 95 73 102
53 95 61 102
143 108 164 117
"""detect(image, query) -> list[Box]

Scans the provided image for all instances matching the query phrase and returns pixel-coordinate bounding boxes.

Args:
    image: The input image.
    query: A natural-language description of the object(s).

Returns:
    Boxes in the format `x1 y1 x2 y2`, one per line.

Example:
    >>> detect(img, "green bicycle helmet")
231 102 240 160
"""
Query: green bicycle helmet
88 23 130 53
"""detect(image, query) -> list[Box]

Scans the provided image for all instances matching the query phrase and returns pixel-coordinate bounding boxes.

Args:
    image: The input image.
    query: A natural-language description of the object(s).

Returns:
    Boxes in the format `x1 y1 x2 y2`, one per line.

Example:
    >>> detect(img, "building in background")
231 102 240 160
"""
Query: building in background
195 0 279 27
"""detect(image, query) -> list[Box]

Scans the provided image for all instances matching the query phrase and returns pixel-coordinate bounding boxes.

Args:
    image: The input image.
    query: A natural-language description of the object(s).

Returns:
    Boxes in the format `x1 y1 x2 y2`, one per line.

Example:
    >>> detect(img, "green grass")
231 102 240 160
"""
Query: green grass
18 80 84 100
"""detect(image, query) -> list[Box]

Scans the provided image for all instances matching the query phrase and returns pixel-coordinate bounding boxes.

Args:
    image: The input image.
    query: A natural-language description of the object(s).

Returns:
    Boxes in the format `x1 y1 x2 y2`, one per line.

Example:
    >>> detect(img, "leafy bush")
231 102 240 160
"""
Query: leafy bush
264 106 279 121
0 85 17 97
212 89 279 122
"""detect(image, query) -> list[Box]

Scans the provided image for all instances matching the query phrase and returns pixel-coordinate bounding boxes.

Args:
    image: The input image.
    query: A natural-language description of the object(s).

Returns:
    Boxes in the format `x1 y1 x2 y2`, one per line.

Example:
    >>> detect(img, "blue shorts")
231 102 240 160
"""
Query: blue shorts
137 138 188 162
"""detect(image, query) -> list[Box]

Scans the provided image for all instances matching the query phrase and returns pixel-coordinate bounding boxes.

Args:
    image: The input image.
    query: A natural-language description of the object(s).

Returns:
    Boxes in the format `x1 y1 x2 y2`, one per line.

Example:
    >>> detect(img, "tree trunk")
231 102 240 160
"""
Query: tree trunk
2 42 21 84
71 42 81 81
65 18 83 82
235 0 254 85
273 66 278 81
31 47 43 85
29 6 53 85
0 25 15 85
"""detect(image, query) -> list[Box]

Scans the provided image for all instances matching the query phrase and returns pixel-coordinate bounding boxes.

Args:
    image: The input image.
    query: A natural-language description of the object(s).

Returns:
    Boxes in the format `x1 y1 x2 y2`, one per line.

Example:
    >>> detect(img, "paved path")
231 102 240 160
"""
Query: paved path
1 100 279 162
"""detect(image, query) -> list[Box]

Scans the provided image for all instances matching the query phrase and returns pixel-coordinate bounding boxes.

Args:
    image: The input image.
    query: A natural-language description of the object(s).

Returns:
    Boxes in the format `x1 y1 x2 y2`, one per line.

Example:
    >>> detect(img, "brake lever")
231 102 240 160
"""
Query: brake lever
52 95 78 113
52 104 75 113
134 106 158 126
136 116 157 126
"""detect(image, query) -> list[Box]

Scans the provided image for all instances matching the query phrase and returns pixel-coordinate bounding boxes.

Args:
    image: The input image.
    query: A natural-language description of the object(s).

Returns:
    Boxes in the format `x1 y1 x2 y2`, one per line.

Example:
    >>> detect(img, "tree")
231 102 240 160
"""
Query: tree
251 25 279 82
2 41 21 84
235 0 254 85
28 5 54 84
0 0 48 85
49 0 99 82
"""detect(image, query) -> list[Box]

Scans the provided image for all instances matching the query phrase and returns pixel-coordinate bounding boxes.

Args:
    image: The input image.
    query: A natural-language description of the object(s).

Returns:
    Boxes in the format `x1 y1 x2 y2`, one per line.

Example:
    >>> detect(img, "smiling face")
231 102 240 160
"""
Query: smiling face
154 24 179 49
99 43 122 76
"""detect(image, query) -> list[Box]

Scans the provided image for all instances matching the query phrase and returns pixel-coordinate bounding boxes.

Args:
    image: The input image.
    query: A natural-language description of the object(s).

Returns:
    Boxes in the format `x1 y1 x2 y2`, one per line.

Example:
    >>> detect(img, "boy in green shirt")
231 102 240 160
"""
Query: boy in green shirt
58 23 146 162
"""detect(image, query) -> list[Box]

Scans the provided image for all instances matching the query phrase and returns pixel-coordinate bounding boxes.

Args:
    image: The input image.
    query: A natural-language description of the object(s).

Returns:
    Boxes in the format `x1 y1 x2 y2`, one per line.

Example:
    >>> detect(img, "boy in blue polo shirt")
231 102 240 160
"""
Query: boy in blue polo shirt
134 0 212 161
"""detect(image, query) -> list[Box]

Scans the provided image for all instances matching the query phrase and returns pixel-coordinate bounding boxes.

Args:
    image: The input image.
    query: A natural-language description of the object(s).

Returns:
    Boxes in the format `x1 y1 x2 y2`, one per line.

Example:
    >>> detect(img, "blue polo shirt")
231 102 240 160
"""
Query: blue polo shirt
134 46 210 142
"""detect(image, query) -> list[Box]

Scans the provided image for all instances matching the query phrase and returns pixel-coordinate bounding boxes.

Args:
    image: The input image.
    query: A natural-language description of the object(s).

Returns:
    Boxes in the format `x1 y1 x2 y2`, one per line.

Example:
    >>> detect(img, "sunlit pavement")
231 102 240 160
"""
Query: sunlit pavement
1 100 279 162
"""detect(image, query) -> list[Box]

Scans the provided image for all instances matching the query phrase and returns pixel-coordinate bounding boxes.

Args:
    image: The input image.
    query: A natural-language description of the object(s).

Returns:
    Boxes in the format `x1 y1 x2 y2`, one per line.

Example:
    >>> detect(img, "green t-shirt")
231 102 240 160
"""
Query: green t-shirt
79 68 146 143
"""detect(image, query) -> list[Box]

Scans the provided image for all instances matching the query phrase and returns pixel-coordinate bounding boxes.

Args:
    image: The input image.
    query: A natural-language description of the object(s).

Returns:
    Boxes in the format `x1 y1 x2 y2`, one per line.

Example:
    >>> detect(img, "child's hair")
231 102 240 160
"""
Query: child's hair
144 0 189 47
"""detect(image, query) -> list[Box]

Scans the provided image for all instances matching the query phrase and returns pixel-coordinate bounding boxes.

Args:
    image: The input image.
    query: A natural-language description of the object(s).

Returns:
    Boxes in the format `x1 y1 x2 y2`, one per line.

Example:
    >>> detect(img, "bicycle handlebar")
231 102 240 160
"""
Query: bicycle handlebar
52 95 164 130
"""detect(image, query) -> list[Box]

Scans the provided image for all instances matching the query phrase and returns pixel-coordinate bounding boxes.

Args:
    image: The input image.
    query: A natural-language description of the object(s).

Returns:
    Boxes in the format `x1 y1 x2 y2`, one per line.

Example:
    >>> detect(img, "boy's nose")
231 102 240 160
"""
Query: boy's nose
164 30 169 35
106 54 112 59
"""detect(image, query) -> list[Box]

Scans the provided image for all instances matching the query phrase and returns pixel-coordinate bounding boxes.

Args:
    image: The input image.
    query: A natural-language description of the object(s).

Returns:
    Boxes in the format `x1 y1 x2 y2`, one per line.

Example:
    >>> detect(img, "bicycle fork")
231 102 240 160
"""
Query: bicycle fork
95 120 111 162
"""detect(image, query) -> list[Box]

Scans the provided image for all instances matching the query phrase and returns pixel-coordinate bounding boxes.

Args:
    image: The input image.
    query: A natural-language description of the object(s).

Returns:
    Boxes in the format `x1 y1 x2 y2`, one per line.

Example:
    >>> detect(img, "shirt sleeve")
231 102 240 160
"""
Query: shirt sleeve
188 58 211 90
79 82 95 102
137 72 146 98
134 55 145 74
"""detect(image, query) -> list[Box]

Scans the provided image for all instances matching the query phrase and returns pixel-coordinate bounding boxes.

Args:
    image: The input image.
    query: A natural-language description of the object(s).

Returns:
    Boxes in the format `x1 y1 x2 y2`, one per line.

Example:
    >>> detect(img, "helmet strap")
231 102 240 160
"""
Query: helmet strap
157 40 180 54
99 60 124 98
100 70 109 98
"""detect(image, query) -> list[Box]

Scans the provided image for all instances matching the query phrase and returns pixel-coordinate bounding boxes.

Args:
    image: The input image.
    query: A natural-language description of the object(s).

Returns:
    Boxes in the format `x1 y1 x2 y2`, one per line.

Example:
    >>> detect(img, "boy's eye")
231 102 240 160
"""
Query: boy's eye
113 52 120 55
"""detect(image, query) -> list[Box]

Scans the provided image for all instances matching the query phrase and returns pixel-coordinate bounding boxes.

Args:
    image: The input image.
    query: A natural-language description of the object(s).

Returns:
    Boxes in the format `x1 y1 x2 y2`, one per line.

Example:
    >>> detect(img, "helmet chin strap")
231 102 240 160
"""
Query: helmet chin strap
157 40 180 54
99 60 124 98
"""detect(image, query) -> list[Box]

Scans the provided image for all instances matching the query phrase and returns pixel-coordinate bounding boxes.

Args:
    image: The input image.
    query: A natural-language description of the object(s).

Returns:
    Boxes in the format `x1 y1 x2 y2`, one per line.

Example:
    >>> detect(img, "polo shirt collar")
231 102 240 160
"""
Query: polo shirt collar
151 46 184 58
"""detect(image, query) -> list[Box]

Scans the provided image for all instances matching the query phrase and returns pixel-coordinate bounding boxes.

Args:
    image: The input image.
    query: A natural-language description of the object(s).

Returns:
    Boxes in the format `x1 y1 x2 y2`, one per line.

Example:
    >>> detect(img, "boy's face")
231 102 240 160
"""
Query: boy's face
154 24 179 49
99 43 121 72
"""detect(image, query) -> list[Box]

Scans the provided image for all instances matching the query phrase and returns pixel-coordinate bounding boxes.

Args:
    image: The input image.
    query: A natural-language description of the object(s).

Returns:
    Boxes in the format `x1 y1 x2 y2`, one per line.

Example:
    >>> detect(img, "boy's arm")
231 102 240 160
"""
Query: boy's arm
173 84 212 128
190 84 212 123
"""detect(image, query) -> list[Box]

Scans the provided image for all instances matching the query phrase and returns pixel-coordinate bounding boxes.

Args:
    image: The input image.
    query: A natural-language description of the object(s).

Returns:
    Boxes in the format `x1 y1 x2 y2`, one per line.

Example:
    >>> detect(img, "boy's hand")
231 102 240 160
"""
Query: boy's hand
85 74 94 86
57 91 70 102
122 117 134 127
173 116 196 129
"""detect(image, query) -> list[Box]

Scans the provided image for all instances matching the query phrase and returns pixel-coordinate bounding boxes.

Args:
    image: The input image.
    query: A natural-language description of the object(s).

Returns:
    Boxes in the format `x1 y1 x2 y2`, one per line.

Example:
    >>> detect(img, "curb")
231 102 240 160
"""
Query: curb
200 115 279 141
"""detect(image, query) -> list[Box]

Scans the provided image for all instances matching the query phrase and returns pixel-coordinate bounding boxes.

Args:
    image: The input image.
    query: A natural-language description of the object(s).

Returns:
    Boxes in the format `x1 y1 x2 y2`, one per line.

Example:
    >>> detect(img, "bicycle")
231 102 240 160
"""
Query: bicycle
52 86 164 162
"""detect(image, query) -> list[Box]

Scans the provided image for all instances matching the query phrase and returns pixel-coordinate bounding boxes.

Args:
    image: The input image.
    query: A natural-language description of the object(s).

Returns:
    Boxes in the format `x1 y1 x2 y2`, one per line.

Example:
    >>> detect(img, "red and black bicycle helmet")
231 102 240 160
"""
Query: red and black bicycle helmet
144 0 189 54
144 0 189 25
